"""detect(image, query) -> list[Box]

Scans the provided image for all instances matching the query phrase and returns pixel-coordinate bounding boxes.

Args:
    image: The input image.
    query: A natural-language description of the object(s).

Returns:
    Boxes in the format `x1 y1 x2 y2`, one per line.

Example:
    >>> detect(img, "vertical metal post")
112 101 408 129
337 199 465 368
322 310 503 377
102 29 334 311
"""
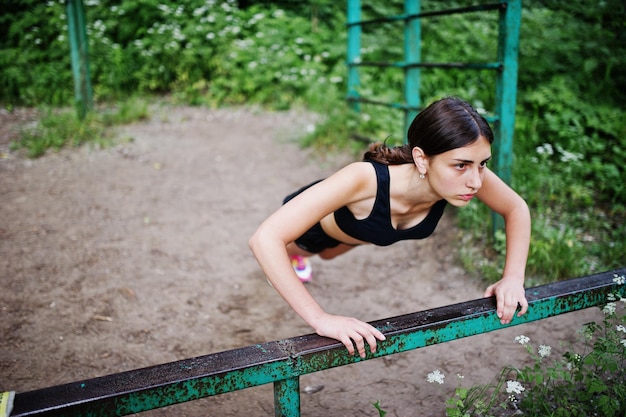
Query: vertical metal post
404 0 421 140
66 0 93 120
274 377 300 417
492 0 521 232
347 0 361 112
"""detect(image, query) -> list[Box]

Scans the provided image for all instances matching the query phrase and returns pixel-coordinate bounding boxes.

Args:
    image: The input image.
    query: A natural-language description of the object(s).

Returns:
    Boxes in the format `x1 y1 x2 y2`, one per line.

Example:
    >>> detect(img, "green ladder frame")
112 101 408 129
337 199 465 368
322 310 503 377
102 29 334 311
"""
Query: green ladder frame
347 0 521 230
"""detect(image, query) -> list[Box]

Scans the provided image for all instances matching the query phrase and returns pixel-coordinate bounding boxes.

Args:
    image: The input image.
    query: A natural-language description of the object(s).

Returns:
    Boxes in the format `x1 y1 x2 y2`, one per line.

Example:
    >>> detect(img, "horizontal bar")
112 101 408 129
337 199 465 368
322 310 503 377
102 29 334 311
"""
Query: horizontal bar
347 3 504 28
345 95 419 111
12 268 625 417
344 96 499 124
348 61 503 70
284 269 626 373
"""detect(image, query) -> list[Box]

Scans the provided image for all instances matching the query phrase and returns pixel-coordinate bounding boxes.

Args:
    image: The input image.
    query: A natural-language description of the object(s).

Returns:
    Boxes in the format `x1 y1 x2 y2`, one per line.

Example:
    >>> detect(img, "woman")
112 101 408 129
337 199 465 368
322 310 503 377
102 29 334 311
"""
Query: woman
249 97 530 358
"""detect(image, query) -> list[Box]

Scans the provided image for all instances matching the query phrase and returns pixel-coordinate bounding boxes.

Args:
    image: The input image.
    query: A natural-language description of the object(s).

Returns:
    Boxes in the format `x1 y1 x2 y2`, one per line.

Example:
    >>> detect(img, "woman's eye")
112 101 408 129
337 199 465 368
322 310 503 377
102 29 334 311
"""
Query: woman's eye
455 163 466 170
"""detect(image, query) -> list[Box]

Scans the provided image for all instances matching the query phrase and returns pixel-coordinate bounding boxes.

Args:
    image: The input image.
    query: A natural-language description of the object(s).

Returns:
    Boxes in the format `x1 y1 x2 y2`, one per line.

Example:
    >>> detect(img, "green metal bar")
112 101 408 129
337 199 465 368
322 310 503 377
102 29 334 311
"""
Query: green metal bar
65 0 93 120
355 61 502 70
346 96 500 123
347 2 504 27
346 0 361 112
404 0 421 139
492 0 522 233
347 96 421 111
12 269 626 417
274 378 300 417
290 269 626 375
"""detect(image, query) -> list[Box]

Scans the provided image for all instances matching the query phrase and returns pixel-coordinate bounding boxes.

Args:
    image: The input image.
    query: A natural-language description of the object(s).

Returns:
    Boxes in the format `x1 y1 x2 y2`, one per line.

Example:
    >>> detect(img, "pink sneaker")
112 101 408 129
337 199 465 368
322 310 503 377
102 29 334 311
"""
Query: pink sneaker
291 255 312 283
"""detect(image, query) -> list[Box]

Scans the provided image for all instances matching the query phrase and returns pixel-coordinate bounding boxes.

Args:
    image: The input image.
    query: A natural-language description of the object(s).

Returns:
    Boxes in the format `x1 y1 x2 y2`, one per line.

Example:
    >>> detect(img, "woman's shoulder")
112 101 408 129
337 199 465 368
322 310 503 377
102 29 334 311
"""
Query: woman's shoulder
322 161 378 198
334 161 377 182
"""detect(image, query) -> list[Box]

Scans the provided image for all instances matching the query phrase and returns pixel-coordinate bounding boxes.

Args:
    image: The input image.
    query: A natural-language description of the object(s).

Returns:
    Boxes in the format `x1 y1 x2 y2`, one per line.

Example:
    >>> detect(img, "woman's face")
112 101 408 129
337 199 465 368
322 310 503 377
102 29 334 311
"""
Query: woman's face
425 136 492 207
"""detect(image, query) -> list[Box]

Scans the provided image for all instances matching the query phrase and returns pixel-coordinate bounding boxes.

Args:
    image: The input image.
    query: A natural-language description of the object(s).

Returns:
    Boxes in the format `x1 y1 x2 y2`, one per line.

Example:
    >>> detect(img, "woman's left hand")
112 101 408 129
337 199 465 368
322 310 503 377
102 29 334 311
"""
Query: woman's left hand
484 278 528 325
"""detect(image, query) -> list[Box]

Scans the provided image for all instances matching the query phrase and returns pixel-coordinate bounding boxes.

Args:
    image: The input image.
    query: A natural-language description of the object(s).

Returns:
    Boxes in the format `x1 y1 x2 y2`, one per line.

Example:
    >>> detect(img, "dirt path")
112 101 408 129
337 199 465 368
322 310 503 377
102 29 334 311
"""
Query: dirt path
0 105 602 416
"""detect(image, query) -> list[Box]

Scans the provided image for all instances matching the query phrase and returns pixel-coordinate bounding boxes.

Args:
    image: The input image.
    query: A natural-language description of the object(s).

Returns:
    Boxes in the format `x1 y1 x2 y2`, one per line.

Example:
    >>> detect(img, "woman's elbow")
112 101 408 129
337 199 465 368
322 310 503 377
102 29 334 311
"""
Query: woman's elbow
248 228 262 254
248 225 277 255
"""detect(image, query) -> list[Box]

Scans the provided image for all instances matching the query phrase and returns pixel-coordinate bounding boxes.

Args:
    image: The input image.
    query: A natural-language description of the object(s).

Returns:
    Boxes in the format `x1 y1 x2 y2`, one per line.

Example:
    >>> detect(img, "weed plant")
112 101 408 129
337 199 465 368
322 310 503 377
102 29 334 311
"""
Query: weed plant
440 273 626 417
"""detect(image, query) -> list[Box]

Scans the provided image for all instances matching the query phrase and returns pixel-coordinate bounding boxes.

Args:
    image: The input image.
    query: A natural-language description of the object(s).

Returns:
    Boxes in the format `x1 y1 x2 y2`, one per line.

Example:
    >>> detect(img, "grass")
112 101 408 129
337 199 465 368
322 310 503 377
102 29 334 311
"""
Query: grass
10 96 149 158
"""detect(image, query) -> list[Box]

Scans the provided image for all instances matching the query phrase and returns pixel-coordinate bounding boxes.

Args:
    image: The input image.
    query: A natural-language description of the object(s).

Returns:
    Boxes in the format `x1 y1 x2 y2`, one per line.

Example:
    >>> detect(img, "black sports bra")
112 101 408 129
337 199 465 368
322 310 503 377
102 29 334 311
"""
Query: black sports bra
333 160 447 246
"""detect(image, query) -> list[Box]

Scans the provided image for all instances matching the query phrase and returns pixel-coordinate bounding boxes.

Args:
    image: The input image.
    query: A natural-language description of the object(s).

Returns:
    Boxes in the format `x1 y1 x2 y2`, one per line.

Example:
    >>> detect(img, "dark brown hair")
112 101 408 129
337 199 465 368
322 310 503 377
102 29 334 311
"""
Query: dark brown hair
364 97 494 165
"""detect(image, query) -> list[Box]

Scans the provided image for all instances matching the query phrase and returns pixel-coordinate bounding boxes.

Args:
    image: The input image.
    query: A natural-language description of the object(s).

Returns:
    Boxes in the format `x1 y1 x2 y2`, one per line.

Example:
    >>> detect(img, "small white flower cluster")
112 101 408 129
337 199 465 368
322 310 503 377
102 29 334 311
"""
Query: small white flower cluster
505 380 525 395
566 352 582 371
607 292 626 305
426 369 445 384
515 335 551 357
613 274 626 285
534 142 582 162
617 324 626 348
538 344 552 358
603 302 617 316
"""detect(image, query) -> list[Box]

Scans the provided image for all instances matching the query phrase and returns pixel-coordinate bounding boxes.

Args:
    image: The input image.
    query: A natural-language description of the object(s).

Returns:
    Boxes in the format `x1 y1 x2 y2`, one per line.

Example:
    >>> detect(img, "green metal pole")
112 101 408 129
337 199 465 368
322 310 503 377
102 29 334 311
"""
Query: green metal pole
274 377 300 417
347 0 361 112
404 0 421 141
66 0 93 120
492 0 521 232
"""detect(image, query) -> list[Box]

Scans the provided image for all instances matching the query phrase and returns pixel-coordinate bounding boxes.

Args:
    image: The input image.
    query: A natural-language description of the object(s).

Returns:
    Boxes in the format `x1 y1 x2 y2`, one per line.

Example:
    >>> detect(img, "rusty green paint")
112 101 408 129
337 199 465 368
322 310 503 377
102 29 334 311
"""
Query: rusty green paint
12 268 626 417
291 271 626 375
274 378 300 417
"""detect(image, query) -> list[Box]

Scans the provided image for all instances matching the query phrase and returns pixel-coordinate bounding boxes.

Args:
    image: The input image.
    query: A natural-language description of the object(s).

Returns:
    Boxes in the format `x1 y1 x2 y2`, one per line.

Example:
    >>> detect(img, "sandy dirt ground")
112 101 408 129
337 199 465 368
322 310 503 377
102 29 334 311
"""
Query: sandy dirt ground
0 105 603 416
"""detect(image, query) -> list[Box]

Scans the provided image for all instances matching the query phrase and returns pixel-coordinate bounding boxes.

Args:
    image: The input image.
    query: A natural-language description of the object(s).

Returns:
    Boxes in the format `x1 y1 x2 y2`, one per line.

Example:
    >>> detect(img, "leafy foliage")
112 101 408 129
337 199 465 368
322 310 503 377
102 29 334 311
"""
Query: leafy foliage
445 275 626 417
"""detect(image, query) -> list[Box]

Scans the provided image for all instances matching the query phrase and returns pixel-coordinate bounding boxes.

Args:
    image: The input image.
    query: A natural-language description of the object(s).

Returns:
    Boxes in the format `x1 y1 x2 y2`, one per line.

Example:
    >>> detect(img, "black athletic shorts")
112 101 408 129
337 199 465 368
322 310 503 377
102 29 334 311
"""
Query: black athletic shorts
282 180 341 254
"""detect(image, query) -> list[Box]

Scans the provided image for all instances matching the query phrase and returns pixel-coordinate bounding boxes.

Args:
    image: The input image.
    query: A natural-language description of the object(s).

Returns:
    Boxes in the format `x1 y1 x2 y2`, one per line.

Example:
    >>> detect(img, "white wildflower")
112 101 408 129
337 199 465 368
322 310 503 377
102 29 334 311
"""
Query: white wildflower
617 325 626 333
621 339 626 348
603 302 617 316
535 143 554 156
515 335 530 345
426 369 445 384
613 274 626 285
505 380 525 395
538 345 552 358
557 147 582 163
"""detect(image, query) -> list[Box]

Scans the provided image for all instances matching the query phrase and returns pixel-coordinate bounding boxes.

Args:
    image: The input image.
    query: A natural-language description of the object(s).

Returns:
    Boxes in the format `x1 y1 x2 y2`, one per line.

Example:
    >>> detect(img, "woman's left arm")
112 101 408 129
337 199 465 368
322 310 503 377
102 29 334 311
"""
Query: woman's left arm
476 168 531 324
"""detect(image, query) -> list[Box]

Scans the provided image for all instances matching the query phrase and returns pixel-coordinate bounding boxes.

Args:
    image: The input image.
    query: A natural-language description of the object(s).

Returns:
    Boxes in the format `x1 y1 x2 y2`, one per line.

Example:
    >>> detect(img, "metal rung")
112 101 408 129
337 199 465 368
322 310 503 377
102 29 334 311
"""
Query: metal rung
349 61 503 70
347 2 505 28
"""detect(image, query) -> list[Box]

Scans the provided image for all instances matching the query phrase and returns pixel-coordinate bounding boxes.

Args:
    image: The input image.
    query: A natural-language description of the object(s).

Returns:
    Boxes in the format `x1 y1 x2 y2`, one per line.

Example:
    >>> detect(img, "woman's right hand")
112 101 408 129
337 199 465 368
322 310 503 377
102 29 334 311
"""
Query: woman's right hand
311 313 386 358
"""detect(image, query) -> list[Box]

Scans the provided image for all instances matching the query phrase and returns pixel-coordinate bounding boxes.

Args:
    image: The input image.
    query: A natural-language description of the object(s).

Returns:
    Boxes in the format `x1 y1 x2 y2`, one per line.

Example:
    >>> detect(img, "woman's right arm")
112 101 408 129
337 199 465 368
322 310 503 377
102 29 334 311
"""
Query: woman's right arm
248 163 386 358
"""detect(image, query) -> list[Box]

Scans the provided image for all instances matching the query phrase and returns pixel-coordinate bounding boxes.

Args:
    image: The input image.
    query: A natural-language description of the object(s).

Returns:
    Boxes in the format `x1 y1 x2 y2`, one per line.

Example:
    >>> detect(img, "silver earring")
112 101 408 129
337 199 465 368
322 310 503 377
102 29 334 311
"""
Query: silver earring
419 173 425 179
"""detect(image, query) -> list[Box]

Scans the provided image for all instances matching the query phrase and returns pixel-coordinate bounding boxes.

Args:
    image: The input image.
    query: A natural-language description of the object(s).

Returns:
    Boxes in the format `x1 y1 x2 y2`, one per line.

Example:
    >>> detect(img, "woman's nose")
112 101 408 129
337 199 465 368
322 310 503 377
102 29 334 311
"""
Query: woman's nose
467 168 482 190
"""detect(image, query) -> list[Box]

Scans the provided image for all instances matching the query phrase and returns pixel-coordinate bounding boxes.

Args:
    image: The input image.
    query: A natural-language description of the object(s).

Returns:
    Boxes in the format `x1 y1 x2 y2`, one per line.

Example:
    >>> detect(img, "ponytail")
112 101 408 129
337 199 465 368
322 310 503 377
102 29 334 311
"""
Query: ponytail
363 142 413 165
